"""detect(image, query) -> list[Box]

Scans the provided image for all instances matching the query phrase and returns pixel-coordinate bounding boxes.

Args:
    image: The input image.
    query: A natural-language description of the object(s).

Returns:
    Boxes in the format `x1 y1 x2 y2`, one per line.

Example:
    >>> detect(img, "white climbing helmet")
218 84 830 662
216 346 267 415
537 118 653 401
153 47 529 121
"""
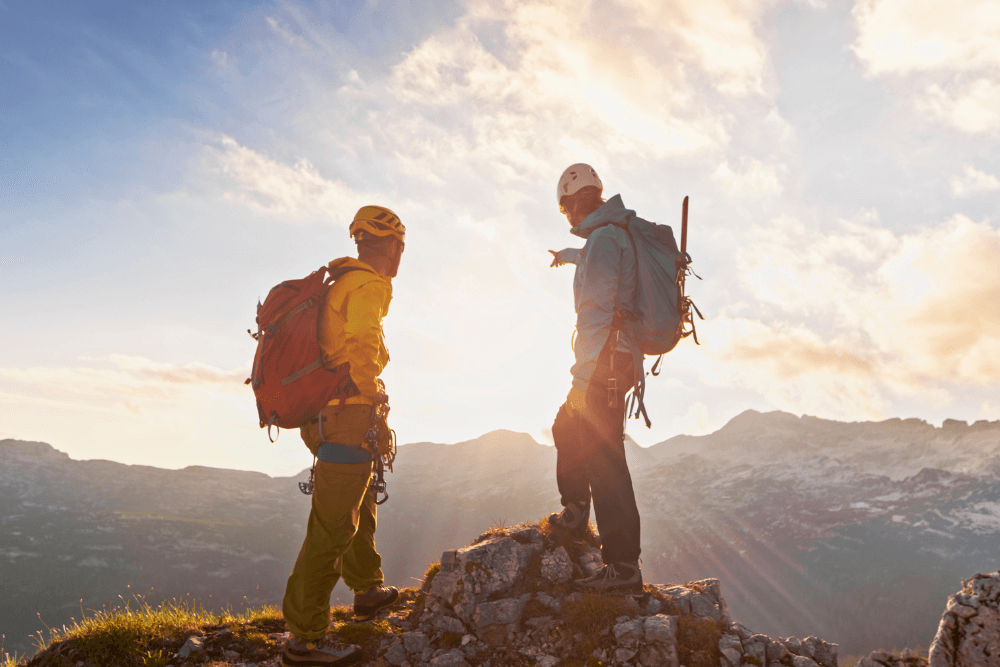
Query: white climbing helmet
556 163 603 206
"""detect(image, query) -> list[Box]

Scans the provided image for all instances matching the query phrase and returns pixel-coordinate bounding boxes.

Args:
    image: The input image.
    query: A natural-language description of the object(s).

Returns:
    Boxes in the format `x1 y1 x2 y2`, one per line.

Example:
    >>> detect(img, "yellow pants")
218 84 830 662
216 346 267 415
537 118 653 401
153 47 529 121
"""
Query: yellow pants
282 405 386 640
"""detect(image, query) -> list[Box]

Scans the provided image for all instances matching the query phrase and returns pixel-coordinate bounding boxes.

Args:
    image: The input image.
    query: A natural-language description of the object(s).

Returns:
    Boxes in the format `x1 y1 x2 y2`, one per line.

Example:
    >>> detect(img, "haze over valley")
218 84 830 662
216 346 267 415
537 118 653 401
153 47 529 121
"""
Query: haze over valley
4 410 999 659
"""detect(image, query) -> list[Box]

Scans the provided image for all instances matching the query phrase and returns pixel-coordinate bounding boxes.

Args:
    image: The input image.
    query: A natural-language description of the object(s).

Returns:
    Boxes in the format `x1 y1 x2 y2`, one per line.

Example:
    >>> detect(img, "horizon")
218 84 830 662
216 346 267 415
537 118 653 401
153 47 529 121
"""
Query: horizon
2 0 998 477
6 405 996 478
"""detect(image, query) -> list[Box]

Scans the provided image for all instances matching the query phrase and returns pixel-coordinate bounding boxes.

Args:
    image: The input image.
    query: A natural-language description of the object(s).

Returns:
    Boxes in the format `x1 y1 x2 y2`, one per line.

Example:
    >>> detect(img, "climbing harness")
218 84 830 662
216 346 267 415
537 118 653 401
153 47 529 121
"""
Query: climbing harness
297 392 396 503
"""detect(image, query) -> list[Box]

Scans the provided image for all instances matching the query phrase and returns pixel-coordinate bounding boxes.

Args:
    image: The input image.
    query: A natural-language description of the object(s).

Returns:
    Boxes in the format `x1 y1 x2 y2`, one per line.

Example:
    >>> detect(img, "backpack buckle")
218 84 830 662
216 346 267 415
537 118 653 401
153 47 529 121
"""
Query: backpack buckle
607 377 617 408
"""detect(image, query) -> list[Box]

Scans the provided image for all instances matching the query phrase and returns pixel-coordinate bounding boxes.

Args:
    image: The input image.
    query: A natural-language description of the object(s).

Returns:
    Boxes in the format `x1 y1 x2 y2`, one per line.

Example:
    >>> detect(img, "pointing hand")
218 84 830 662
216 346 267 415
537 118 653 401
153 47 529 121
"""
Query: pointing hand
549 248 582 267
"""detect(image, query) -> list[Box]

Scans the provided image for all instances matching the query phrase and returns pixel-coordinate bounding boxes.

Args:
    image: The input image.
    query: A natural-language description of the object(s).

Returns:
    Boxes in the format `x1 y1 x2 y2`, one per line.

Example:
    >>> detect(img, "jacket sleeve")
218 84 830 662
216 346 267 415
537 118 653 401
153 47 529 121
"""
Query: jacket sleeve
342 278 390 398
570 227 623 392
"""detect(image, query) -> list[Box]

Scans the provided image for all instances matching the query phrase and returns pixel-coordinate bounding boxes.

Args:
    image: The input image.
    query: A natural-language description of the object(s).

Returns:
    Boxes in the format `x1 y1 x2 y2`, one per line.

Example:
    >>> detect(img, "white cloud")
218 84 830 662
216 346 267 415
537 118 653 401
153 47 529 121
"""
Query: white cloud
852 0 1000 75
852 0 1000 133
378 0 780 179
712 158 785 198
202 136 371 222
0 356 248 404
950 165 1000 197
917 79 1000 135
729 213 1000 403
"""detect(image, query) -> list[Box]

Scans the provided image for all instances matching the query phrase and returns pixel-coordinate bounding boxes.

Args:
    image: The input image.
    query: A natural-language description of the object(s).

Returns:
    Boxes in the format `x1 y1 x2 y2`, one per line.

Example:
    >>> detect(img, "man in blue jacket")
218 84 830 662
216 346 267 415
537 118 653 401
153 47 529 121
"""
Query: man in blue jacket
548 163 643 594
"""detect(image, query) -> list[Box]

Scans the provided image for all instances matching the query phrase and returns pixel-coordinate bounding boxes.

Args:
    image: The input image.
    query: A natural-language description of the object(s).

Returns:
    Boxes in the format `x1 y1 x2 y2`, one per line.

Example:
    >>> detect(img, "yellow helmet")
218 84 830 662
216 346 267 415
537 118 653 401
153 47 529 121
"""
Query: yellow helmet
350 205 405 242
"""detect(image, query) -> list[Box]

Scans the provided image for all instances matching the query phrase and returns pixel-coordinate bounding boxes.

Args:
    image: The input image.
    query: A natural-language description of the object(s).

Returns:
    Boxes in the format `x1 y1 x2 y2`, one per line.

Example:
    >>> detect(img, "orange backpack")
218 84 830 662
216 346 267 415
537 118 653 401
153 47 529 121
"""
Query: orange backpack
245 264 367 439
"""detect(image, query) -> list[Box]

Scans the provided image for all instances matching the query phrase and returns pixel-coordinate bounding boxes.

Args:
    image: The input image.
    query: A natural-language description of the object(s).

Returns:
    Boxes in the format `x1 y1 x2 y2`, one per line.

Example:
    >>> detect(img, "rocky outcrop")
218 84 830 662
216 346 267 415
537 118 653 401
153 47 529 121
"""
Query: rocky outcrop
370 522 839 667
929 572 1000 667
855 648 927 667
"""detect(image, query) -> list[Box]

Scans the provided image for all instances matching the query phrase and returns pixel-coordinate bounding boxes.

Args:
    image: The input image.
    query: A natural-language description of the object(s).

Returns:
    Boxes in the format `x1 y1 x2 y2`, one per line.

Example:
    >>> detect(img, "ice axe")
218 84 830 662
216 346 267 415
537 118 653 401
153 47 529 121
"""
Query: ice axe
681 195 689 255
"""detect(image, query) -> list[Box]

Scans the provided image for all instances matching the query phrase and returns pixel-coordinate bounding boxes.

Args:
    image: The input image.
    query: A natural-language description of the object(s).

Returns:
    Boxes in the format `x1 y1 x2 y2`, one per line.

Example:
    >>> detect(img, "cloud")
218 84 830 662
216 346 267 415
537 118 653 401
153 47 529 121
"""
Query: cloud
377 0 781 179
704 317 892 420
916 79 1000 135
737 212 898 323
852 0 1000 133
950 165 1000 197
103 355 248 385
866 214 1000 385
712 158 784 198
852 0 1000 75
0 356 249 405
202 136 372 222
728 212 1000 403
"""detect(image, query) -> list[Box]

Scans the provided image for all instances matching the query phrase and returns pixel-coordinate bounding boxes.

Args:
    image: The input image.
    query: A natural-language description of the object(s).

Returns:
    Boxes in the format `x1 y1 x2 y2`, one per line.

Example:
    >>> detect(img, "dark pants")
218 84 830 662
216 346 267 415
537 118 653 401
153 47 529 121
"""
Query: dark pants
553 347 641 564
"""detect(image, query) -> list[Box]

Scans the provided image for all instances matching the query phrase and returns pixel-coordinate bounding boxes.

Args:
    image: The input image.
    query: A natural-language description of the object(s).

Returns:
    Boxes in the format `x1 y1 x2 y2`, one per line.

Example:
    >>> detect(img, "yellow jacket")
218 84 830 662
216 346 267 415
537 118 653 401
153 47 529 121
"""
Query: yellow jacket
319 257 392 405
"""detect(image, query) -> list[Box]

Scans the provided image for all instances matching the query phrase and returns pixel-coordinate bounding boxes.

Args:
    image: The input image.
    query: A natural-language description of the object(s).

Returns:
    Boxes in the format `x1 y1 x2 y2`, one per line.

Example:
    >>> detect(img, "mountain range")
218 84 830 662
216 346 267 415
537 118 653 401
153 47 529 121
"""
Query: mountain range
2 409 999 659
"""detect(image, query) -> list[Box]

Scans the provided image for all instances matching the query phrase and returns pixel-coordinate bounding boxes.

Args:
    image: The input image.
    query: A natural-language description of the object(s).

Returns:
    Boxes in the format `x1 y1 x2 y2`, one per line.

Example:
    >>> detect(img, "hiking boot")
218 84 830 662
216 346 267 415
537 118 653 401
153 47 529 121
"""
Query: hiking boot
281 635 362 667
572 561 643 595
548 500 590 532
353 584 399 620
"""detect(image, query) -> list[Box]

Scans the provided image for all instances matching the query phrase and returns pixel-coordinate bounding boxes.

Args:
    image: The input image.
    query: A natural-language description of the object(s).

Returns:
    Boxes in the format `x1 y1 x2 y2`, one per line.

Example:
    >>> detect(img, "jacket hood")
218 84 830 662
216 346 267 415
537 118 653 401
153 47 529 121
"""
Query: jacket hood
570 194 634 239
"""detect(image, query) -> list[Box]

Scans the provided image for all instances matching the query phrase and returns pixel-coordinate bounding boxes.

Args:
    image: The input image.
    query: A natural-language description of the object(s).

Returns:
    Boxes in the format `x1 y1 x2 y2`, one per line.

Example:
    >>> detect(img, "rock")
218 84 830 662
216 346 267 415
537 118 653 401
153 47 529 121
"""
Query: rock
766 640 791 663
434 615 466 634
689 592 719 619
652 585 693 614
402 631 430 655
384 640 407 666
430 536 538 620
638 644 679 667
730 621 753 642
173 636 205 659
800 636 837 667
930 571 1000 667
744 637 767 666
540 546 573 584
615 647 637 663
613 618 644 649
578 546 604 576
719 633 743 654
222 649 239 661
721 646 742 667
472 597 525 627
509 527 544 543
428 649 469 667
349 521 843 667
644 614 677 646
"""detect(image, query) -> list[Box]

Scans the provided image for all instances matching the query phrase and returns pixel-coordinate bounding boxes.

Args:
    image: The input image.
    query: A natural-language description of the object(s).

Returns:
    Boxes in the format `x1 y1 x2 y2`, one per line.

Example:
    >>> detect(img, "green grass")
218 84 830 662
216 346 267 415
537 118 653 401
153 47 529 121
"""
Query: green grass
0 592 288 667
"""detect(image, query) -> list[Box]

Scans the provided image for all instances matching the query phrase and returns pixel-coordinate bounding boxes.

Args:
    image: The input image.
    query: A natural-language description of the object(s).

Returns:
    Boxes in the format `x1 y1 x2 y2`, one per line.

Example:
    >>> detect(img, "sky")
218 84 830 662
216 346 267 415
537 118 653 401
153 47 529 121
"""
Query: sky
1 0 998 477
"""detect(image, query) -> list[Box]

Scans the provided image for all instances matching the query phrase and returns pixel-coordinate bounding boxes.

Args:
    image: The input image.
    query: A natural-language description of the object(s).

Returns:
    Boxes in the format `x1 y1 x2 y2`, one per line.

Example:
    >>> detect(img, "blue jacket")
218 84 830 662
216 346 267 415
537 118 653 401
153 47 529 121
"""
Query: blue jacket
569 194 638 392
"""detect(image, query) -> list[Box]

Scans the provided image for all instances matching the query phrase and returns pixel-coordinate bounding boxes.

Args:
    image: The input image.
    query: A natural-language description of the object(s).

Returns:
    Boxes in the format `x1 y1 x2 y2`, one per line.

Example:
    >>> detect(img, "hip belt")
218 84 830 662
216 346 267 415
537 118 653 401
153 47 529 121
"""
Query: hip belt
317 441 374 465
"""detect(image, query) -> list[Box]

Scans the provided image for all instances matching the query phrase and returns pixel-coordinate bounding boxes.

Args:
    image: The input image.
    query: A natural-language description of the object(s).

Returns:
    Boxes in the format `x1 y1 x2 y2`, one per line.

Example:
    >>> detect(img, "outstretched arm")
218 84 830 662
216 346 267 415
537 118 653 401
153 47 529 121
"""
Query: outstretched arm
548 248 582 267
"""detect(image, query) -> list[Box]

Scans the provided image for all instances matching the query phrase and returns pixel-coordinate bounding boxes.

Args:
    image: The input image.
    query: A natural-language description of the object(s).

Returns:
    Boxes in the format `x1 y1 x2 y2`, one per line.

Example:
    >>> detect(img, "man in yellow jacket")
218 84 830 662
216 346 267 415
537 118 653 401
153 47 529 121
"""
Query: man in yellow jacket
281 205 405 667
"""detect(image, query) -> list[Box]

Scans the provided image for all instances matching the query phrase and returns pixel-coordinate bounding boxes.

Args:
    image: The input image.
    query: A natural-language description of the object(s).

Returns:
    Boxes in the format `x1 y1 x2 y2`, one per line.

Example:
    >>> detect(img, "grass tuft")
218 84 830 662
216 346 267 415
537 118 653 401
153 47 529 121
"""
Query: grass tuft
562 594 638 637
3 591 285 667
422 560 441 590
675 616 725 667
